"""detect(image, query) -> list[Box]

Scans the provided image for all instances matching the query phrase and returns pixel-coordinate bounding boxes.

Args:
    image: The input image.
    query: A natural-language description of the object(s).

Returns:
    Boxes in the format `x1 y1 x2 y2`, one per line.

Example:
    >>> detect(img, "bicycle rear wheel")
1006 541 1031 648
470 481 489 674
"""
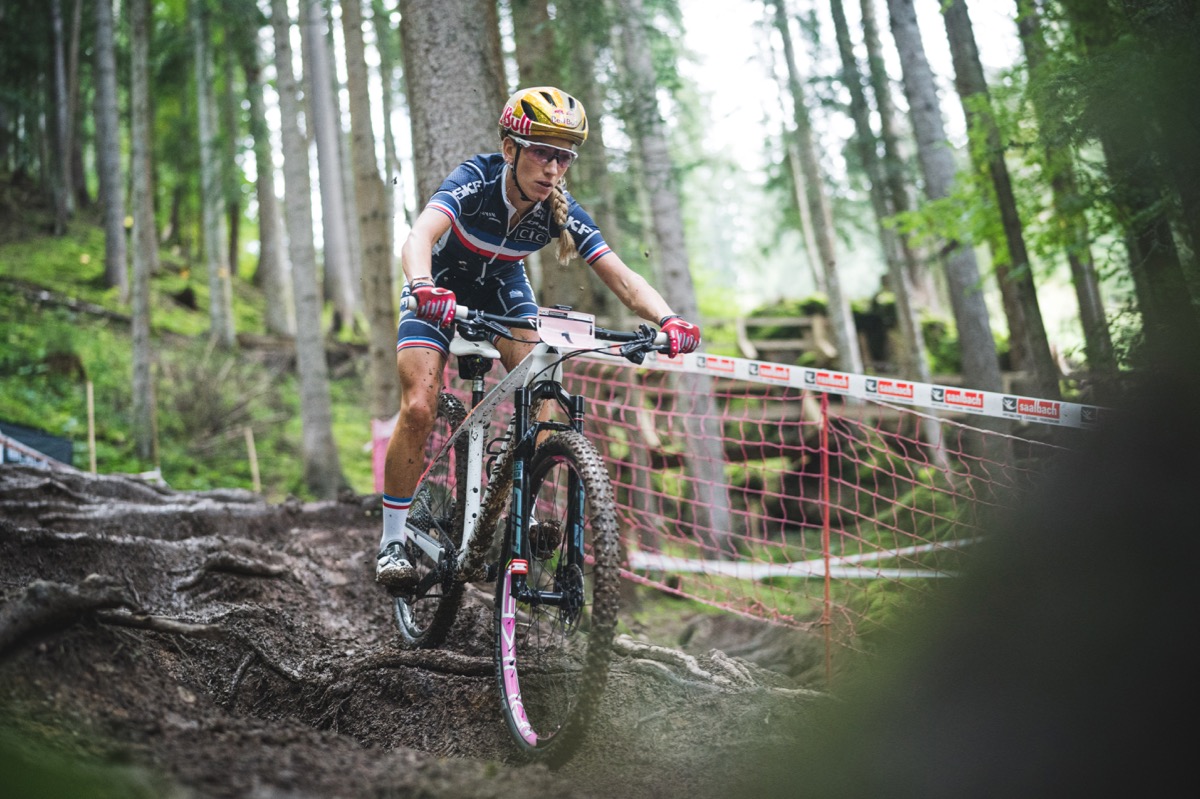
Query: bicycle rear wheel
395 391 468 648
494 430 622 765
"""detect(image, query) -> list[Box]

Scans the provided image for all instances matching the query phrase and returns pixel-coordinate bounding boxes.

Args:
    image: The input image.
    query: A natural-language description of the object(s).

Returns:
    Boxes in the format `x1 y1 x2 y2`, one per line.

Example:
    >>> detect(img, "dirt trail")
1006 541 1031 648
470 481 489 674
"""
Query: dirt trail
0 465 821 798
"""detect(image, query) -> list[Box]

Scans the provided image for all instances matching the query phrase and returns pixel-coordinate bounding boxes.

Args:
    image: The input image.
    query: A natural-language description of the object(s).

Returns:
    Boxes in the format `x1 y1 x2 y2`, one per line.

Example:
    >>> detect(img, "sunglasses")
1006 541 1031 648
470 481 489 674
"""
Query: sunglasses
509 135 578 168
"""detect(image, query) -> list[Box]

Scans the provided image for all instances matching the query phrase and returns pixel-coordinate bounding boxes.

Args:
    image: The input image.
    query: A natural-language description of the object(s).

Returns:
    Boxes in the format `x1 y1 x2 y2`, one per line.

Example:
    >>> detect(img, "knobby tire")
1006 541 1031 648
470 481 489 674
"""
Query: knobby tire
493 430 622 766
394 392 468 648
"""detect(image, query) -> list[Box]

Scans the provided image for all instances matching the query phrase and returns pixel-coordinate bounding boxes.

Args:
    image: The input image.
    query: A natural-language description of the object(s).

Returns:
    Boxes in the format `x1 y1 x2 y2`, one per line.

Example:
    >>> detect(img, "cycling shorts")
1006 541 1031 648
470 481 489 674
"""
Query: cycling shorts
396 262 538 356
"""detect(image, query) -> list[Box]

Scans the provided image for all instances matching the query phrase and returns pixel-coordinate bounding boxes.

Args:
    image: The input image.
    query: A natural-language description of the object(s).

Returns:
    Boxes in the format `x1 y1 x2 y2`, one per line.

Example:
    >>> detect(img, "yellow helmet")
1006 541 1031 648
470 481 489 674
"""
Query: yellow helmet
498 86 588 146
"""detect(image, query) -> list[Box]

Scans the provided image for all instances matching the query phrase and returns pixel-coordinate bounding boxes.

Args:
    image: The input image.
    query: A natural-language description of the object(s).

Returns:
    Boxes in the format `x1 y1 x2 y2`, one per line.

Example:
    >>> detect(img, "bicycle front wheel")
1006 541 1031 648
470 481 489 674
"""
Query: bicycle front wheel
494 430 622 766
395 391 468 649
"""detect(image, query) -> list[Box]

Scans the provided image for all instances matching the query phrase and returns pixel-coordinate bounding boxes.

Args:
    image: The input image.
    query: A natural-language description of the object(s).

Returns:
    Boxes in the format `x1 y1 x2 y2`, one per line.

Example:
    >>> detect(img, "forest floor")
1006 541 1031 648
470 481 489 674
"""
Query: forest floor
0 464 826 799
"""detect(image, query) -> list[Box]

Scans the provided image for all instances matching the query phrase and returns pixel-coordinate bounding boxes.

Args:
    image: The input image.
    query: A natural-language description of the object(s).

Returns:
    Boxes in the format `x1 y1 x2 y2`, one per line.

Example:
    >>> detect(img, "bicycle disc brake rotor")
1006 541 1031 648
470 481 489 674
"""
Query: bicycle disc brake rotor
556 562 585 632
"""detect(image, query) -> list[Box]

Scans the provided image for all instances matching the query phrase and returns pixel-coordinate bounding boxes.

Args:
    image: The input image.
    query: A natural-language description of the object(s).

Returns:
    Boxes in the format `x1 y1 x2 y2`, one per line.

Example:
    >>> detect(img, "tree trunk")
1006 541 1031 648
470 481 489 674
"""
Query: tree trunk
66 0 88 209
338 88 366 323
1116 0 1200 270
372 0 409 232
943 0 1060 400
764 14 824 297
770 0 863 375
271 0 347 499
129 0 158 465
301 0 358 335
861 0 938 312
552 0 620 319
829 0 928 382
1015 0 1115 383
1103 132 1198 361
399 0 506 205
94 0 127 300
50 0 71 233
238 32 294 336
782 134 825 296
511 0 556 86
220 51 242 280
1060 0 1200 366
342 0 400 421
885 0 1004 398
614 0 734 556
829 0 946 464
191 0 236 349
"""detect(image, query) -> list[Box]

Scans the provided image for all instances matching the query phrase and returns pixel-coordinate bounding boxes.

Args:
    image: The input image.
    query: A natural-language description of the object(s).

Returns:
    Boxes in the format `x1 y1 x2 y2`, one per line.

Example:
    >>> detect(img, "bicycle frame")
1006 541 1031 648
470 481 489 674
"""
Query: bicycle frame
406 335 577 580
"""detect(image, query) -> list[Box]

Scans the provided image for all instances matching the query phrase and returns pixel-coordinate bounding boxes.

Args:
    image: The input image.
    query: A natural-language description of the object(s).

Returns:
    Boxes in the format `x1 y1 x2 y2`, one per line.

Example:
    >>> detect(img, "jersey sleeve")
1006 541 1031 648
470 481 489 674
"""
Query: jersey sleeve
427 157 488 223
564 196 612 265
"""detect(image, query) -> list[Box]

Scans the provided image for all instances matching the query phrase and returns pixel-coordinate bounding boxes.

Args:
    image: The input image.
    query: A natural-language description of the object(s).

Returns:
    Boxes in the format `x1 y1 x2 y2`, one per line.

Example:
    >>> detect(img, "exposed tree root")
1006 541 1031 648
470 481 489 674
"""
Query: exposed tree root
341 648 495 678
174 551 295 590
0 574 132 656
95 608 222 637
614 634 823 698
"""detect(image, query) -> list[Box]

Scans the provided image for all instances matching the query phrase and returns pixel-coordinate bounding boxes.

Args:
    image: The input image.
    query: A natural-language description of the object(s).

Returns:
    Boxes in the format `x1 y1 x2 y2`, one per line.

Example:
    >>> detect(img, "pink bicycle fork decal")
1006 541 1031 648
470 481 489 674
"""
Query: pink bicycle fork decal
500 561 537 746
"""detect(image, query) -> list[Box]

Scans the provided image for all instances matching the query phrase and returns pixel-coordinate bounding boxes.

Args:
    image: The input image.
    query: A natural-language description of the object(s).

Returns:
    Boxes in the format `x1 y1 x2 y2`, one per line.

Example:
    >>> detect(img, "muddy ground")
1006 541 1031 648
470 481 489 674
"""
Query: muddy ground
0 464 825 799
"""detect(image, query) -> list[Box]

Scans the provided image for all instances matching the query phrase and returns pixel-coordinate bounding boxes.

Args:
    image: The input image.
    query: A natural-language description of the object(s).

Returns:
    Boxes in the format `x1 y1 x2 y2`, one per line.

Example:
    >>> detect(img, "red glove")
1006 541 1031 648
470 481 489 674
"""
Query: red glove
411 282 456 328
659 315 701 357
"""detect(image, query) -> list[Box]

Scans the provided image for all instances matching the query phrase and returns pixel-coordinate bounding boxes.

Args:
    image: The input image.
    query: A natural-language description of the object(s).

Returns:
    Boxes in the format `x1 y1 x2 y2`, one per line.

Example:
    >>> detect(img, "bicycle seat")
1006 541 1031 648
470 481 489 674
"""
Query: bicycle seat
451 336 502 361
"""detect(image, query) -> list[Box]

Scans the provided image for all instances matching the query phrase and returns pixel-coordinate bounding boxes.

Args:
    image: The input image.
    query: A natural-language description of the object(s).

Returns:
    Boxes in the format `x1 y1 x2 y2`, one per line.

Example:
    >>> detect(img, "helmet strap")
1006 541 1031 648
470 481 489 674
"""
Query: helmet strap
509 148 534 203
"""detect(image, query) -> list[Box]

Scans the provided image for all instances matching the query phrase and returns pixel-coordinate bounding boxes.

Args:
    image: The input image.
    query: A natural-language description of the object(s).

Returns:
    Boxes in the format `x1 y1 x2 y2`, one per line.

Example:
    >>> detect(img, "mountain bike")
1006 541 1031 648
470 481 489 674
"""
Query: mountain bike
390 300 666 765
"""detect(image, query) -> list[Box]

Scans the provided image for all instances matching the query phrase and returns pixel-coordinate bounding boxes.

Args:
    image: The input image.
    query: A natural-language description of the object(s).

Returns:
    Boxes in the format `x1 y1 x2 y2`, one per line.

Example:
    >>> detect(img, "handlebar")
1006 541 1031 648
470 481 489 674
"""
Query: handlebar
401 296 669 364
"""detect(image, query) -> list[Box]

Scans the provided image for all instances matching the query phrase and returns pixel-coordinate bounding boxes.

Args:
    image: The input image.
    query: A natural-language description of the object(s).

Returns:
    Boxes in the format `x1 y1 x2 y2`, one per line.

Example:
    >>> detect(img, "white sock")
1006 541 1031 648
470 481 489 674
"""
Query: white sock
380 494 410 552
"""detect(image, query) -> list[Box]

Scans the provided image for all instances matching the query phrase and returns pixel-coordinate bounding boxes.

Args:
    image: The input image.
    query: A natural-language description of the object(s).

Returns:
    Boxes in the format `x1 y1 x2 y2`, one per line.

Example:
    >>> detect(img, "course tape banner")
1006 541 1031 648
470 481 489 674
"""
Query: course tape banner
584 349 1106 431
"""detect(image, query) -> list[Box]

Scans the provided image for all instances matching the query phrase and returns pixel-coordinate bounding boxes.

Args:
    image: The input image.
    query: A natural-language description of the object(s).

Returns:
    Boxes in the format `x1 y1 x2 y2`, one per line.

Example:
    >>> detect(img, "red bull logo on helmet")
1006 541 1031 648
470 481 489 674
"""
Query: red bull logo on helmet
500 106 532 135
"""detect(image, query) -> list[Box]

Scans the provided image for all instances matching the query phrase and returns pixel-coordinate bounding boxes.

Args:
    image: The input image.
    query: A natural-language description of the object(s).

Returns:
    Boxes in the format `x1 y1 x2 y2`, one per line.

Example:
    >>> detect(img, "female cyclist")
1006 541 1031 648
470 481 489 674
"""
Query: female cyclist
376 86 701 588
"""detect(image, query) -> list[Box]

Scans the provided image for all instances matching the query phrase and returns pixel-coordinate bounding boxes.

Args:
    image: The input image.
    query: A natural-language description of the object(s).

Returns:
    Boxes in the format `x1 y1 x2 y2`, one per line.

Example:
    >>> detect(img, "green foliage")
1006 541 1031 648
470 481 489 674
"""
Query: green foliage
0 218 374 501
747 296 829 338
835 465 980 644
0 724 166 799
846 575 943 645
919 315 960 374
920 313 1012 375
0 2 54 175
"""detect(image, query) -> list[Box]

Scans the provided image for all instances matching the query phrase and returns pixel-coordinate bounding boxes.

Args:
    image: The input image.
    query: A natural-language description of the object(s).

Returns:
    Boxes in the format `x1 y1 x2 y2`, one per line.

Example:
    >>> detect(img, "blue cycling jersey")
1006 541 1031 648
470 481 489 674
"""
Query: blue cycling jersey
397 153 611 356
426 153 612 280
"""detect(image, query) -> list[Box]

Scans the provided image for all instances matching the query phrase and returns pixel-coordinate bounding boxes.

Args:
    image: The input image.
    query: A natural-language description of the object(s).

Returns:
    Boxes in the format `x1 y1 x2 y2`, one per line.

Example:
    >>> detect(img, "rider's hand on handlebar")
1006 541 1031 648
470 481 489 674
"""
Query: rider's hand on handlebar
411 282 456 328
659 315 701 357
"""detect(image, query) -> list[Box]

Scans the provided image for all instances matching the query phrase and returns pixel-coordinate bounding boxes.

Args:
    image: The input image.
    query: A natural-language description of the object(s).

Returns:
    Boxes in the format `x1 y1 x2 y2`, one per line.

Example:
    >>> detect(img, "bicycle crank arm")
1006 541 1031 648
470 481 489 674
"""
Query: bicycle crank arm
408 527 446 562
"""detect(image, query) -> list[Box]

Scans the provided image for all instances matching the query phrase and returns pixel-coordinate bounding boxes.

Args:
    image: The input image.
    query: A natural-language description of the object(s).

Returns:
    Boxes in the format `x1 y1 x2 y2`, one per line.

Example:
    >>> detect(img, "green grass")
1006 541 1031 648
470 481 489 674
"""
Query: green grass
0 217 375 501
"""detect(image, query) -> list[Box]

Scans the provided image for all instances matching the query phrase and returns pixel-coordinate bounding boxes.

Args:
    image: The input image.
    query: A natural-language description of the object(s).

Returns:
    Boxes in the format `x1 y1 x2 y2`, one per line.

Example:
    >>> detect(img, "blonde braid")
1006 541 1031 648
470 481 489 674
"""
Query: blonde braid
552 180 575 265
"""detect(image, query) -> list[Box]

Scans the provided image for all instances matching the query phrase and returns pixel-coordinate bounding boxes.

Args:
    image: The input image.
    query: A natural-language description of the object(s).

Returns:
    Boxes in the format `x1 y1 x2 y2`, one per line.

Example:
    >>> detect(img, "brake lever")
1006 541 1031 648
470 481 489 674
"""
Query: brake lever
619 323 660 365
620 343 647 365
458 314 510 342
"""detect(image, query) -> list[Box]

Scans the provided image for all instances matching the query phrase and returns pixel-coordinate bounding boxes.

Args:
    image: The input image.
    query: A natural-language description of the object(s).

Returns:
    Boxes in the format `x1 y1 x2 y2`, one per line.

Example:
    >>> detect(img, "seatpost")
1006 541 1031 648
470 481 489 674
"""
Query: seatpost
457 353 493 408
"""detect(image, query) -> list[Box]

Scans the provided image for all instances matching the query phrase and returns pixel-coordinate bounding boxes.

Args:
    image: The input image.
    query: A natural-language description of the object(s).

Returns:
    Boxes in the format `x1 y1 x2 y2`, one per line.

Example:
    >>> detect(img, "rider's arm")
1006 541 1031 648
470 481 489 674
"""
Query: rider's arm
400 206 453 286
590 251 676 324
